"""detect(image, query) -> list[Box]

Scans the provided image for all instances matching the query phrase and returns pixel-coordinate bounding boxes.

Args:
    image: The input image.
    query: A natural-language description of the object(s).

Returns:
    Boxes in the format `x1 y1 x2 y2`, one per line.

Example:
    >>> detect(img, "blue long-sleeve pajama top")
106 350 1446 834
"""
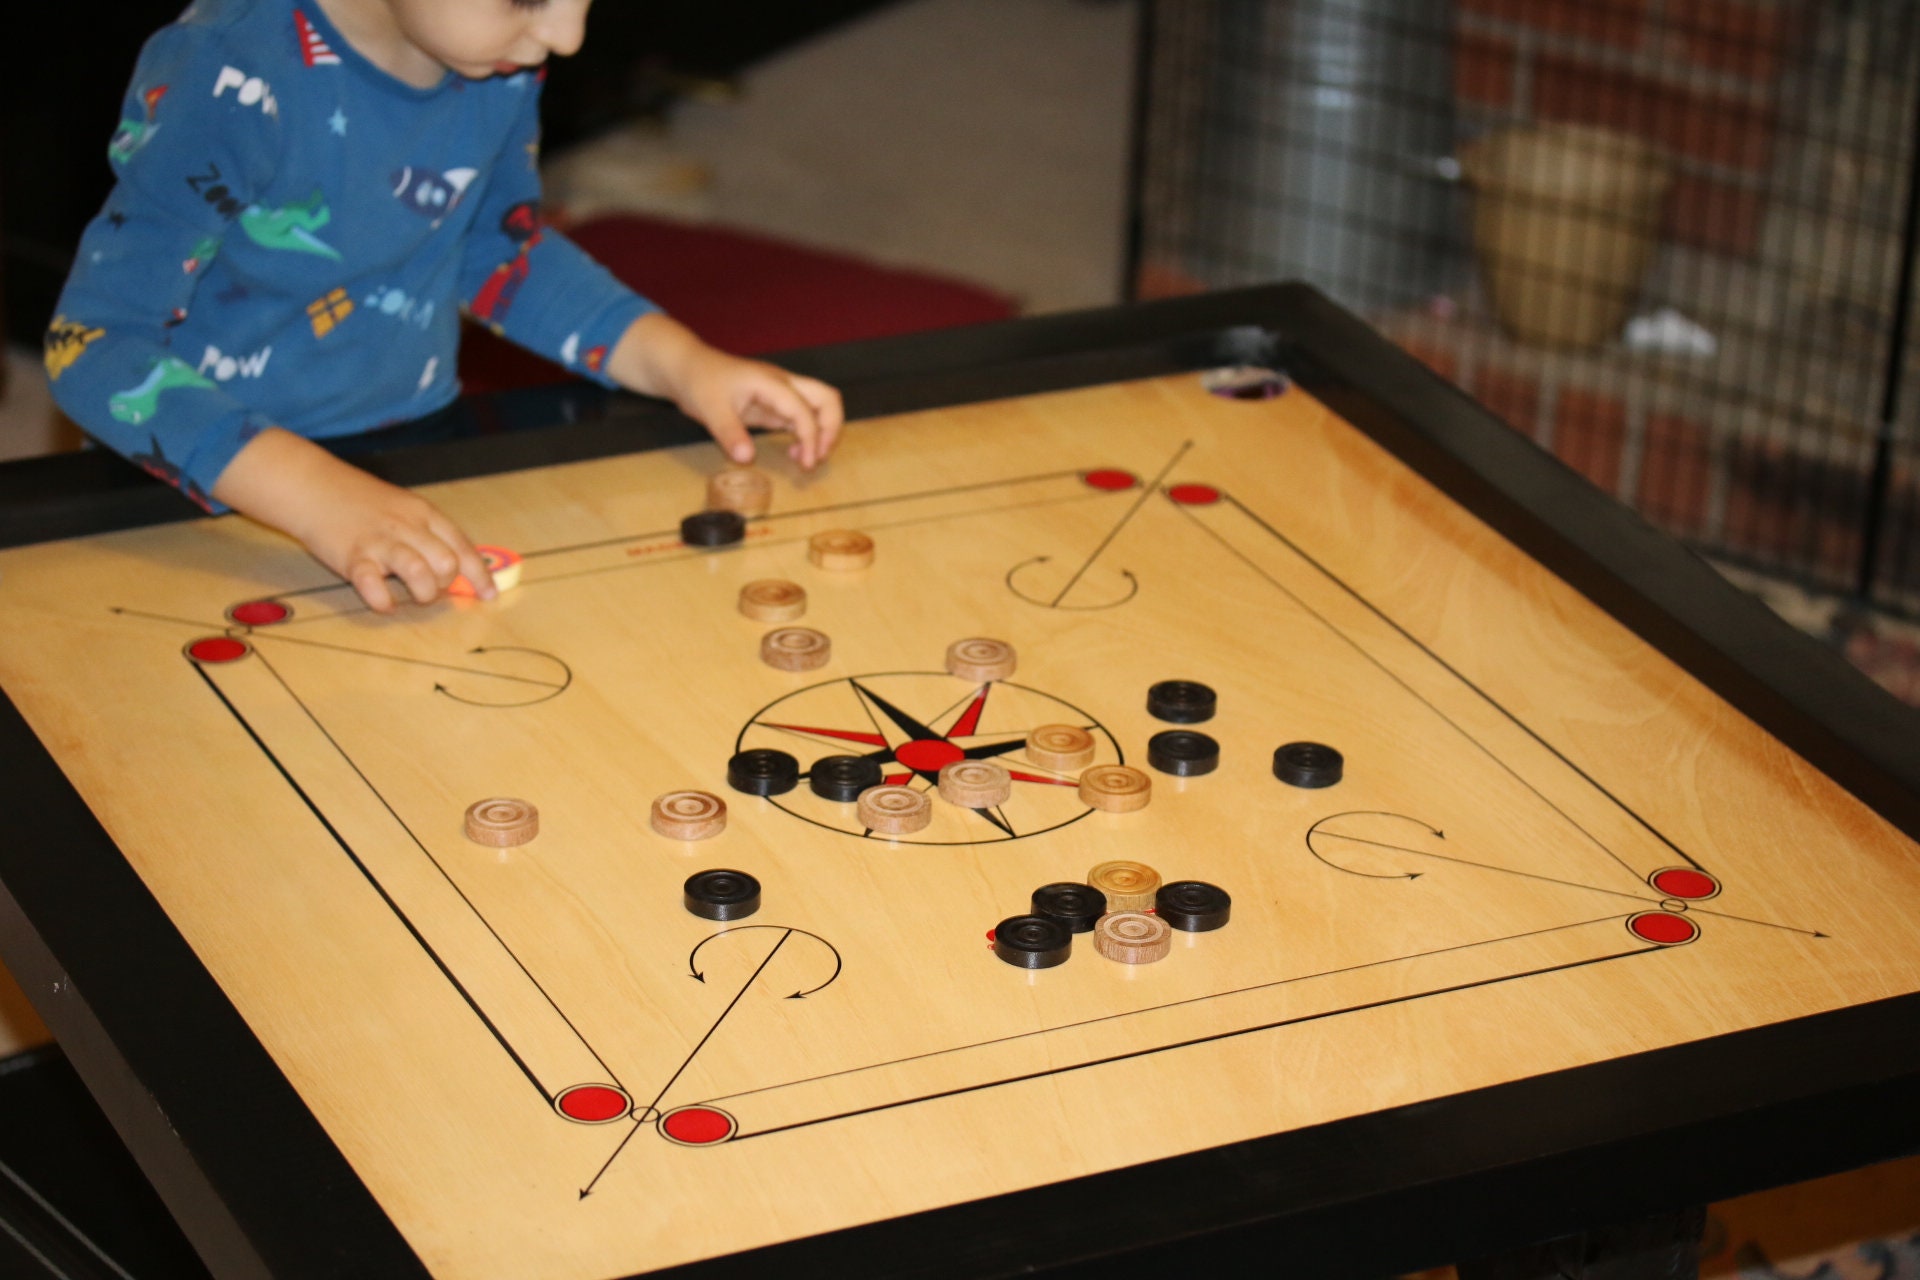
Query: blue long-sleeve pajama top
44 0 655 510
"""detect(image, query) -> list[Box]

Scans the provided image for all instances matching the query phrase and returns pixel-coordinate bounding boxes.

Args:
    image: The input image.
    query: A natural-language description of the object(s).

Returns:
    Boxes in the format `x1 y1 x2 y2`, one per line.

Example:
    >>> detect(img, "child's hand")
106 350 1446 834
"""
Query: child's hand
610 313 845 470
212 428 496 614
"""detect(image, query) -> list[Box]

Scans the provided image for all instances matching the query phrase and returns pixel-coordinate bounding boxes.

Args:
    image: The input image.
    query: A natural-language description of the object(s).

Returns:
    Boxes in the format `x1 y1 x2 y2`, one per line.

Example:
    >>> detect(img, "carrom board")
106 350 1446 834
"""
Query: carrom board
2 289 1918 1280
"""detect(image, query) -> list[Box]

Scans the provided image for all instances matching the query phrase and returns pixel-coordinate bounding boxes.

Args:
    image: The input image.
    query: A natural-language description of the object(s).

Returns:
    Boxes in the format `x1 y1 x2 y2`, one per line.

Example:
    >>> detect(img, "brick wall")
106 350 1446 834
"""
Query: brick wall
1134 1 1920 610
1455 0 1802 258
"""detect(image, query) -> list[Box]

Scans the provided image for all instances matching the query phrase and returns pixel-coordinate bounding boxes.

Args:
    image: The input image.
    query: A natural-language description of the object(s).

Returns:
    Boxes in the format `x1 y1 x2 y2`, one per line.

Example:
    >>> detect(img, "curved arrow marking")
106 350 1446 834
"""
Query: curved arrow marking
433 646 573 707
688 925 842 1000
1004 556 1141 611
1305 811 1440 880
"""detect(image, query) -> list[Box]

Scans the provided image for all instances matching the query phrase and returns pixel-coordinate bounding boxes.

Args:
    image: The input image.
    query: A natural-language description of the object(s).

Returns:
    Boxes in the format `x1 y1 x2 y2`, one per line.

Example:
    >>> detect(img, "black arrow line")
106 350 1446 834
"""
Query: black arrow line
245 650 624 1095
191 661 557 1106
1314 828 1670 904
579 1119 642 1199
728 943 1661 1143
1214 491 1712 877
708 912 1641 1106
688 925 842 995
644 931 793 1132
251 631 570 689
1683 907 1829 937
1005 557 1140 610
1048 441 1191 607
110 605 230 631
1172 495 1655 891
1304 813 1440 880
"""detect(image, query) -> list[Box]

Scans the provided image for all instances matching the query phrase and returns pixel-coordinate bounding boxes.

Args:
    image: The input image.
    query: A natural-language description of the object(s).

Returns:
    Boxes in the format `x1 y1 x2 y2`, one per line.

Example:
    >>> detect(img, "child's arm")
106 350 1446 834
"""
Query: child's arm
455 73 844 468
604 313 844 471
211 428 496 614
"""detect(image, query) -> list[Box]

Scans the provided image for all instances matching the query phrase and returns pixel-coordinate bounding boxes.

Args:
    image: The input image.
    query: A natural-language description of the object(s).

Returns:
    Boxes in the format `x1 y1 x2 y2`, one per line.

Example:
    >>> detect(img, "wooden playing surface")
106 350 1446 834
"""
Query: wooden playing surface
2 372 1918 1279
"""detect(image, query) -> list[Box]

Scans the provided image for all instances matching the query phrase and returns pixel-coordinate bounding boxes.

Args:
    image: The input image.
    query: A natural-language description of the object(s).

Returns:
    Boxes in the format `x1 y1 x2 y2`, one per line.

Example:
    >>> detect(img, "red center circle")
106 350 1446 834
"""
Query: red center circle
895 739 965 772
187 637 251 664
1083 469 1139 491
1167 483 1221 506
661 1106 736 1145
1649 868 1719 900
1629 912 1699 945
228 600 290 626
556 1084 631 1123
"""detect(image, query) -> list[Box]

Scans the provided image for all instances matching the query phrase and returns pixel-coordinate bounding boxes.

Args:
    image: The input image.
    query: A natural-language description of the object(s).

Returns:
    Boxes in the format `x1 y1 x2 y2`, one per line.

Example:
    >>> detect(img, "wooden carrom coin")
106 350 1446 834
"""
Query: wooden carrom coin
1078 764 1151 812
706 466 772 516
1094 911 1173 964
1088 860 1161 912
1026 724 1095 770
650 791 727 840
738 579 807 623
464 797 538 847
857 785 932 835
945 637 1016 682
937 759 1011 808
761 627 830 671
808 529 874 571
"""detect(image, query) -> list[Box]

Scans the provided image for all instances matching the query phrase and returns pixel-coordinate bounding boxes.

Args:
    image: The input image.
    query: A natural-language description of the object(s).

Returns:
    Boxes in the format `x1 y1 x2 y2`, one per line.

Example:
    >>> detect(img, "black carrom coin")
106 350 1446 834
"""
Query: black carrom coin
680 509 747 547
728 748 800 796
992 915 1072 969
684 869 761 921
1147 680 1217 724
1030 882 1107 933
809 754 885 801
1156 881 1232 931
1273 742 1343 788
1147 729 1220 776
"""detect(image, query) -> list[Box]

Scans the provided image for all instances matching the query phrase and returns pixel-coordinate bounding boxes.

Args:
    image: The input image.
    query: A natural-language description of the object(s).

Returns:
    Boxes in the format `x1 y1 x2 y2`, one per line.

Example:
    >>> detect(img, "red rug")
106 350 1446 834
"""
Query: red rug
457 213 1020 394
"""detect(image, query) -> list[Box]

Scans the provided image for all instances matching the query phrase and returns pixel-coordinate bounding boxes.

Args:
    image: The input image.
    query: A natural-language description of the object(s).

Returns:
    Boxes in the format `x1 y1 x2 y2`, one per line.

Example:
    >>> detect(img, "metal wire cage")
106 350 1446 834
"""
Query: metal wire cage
1131 0 1920 623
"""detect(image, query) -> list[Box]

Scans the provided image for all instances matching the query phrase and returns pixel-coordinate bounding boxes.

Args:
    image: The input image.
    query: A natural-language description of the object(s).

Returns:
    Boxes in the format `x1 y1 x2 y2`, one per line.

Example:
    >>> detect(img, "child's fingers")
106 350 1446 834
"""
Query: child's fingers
387 542 442 606
789 375 845 459
347 556 398 614
745 376 827 470
430 513 496 601
700 400 756 465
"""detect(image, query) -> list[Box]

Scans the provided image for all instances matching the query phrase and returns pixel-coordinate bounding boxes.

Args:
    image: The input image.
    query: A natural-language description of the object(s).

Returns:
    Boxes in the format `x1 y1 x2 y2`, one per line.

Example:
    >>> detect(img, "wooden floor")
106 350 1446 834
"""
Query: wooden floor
2 372 1917 1278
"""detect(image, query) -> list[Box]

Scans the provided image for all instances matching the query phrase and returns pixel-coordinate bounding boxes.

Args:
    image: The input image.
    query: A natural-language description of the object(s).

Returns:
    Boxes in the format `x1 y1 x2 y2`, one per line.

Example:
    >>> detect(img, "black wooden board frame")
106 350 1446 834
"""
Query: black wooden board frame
1 285 1917 1280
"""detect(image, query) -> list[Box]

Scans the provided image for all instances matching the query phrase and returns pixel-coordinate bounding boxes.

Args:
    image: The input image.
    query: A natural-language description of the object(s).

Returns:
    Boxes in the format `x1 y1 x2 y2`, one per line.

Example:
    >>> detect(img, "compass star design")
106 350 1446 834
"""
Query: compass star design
736 673 1122 844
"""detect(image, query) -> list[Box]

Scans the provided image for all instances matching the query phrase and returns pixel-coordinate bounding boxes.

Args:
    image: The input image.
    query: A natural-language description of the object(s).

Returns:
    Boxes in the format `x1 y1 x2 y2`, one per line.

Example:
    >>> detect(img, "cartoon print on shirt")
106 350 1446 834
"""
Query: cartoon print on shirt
417 356 438 393
391 166 478 225
239 191 342 259
306 287 353 337
470 201 542 329
44 317 106 381
211 65 278 116
365 286 435 329
109 357 217 426
556 332 608 372
109 86 169 165
198 344 272 381
128 435 212 510
293 10 341 67
109 358 216 427
183 237 219 273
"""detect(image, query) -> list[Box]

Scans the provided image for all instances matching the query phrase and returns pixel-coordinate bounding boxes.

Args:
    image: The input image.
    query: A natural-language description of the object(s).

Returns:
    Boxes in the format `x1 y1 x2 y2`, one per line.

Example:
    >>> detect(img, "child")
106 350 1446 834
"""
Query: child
44 0 844 612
